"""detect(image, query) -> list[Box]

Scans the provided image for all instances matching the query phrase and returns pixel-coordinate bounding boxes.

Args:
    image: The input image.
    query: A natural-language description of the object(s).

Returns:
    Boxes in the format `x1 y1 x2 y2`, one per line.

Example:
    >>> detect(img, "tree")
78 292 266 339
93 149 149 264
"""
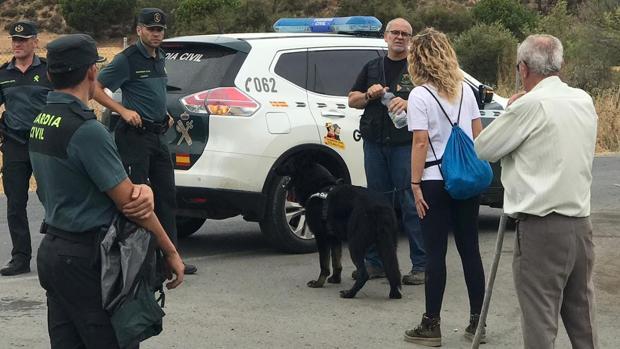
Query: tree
175 0 240 34
414 2 475 35
59 0 137 37
454 22 518 87
534 0 620 92
472 0 538 38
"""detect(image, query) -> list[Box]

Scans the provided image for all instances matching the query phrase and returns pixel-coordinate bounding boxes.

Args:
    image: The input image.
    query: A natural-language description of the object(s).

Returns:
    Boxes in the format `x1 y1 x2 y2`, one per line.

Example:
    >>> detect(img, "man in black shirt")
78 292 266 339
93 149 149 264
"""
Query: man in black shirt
348 18 426 285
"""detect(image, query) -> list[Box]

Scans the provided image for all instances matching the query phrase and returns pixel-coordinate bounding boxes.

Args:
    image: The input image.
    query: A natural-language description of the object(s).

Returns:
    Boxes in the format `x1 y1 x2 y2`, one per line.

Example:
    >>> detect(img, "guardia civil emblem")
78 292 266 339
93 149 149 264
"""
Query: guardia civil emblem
176 112 193 146
14 25 23 33
154 13 161 23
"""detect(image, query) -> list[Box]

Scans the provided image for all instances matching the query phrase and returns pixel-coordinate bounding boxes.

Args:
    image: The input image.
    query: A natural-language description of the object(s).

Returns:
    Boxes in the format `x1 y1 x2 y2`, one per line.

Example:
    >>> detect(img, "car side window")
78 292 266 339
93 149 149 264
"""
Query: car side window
274 51 307 89
308 49 380 97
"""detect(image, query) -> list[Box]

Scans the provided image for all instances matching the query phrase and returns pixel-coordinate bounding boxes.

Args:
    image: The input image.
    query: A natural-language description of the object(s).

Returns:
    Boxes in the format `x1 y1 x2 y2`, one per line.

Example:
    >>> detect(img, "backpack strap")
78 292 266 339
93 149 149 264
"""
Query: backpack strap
421 84 464 174
421 85 464 126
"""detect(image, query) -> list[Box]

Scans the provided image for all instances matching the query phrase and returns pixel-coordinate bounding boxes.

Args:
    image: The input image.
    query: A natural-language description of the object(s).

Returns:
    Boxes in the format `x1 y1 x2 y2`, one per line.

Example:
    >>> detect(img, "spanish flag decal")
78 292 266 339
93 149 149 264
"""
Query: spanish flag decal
176 153 191 167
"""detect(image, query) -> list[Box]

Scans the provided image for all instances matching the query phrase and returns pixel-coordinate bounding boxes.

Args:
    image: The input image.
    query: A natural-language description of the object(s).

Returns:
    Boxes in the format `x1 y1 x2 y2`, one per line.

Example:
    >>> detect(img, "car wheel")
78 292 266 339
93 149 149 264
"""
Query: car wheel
260 175 316 253
176 216 206 238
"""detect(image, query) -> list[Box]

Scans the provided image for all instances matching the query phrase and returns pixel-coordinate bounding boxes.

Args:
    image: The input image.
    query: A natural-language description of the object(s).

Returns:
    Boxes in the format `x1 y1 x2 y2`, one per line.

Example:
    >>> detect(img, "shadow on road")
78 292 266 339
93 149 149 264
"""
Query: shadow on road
177 219 276 259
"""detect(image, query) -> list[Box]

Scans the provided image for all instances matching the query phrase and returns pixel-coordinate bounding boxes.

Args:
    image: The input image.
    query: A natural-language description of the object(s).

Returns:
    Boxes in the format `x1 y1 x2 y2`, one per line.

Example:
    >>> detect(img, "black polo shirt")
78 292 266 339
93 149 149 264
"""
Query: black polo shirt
0 55 52 131
98 40 167 123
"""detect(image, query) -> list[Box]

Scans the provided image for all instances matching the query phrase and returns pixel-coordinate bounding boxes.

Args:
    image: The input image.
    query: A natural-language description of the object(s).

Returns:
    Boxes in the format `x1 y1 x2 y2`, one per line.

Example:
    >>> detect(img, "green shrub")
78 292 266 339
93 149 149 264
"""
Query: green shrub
454 22 518 87
59 0 137 37
472 0 538 38
413 2 475 35
533 1 620 92
175 0 240 34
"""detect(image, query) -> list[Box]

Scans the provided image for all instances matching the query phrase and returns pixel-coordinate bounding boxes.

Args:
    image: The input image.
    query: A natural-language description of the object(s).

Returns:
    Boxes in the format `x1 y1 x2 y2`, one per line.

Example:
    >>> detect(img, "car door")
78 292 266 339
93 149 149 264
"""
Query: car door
305 48 383 186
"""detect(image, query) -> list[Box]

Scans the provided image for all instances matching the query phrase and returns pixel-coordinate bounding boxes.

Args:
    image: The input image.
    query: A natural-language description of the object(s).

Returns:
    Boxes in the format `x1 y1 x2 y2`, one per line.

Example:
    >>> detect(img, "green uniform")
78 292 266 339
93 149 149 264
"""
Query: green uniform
29 91 127 232
98 40 167 123
0 55 51 270
0 55 51 132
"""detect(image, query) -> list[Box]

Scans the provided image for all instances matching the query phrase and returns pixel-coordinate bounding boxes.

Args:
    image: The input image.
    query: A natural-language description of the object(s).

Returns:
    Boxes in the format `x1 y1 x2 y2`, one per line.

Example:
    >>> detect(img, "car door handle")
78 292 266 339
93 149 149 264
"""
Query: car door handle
321 110 346 118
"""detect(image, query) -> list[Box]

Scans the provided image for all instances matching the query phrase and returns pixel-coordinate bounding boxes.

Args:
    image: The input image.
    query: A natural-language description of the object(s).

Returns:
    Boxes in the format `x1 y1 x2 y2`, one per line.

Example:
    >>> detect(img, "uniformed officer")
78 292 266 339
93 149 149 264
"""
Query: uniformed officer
93 8 197 275
31 34 184 348
0 20 52 276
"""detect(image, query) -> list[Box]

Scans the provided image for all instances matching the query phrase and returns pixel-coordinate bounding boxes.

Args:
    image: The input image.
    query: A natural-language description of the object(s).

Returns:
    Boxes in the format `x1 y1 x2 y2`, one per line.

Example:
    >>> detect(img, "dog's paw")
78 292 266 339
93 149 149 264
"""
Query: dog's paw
307 280 324 288
339 290 355 298
327 275 341 284
389 290 402 299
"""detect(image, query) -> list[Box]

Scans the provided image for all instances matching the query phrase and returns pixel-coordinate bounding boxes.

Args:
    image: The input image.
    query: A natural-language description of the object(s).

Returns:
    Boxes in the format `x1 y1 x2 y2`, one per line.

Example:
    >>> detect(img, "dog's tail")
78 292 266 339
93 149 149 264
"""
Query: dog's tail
374 208 402 288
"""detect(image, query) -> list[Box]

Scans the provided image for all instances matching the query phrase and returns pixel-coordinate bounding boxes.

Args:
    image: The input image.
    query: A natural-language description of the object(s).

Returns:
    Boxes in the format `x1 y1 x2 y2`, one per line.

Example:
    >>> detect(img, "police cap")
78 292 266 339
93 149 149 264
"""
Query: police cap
137 8 167 28
9 20 38 38
46 34 106 73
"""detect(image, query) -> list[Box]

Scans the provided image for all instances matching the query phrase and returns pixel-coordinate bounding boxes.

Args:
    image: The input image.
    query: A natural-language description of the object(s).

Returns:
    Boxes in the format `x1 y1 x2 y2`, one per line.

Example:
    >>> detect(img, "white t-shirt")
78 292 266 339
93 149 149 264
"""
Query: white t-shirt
407 82 481 180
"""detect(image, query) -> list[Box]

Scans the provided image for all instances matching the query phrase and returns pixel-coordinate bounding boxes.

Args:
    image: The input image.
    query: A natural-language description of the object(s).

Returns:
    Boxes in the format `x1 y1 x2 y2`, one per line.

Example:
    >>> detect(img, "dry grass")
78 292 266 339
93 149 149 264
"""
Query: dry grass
594 88 620 153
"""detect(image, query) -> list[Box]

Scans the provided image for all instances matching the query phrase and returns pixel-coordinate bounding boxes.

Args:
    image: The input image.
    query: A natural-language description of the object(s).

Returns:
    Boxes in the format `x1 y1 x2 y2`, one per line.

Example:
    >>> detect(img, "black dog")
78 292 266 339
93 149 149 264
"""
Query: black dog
277 158 402 299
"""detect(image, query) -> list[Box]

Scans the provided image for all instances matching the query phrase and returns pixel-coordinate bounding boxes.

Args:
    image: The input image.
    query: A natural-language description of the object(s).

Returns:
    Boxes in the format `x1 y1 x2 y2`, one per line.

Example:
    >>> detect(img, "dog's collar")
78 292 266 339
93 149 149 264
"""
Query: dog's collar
306 184 336 202
306 185 336 223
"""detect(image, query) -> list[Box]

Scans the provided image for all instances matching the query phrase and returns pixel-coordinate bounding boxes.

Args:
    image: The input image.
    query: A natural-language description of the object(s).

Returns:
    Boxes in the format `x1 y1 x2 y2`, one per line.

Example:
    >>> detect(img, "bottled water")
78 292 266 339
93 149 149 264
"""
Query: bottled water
381 92 408 129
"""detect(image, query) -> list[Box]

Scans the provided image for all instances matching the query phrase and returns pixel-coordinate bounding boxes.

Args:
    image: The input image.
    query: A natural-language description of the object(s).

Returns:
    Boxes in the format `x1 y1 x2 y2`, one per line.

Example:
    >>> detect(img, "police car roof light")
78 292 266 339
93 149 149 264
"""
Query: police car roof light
273 16 382 34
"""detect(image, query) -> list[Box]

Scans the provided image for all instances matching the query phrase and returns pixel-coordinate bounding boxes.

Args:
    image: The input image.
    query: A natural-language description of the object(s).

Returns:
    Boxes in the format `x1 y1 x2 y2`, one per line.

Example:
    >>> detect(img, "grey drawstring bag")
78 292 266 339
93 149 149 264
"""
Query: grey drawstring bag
100 214 166 348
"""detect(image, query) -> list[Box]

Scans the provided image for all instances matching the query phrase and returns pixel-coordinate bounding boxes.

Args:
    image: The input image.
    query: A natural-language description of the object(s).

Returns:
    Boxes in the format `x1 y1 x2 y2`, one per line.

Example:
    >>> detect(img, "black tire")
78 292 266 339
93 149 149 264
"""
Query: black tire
259 175 317 253
176 216 206 238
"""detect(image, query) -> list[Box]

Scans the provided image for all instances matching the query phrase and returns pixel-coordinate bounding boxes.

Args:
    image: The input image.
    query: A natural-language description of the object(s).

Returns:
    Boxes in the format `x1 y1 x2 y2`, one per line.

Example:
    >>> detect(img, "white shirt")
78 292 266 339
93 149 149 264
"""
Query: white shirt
407 82 481 180
474 76 597 217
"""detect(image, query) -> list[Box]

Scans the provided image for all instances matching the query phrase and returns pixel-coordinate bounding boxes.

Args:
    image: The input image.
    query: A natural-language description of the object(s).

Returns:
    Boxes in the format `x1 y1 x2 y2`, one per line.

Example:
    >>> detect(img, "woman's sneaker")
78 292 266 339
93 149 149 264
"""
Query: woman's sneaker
404 314 442 347
464 314 486 344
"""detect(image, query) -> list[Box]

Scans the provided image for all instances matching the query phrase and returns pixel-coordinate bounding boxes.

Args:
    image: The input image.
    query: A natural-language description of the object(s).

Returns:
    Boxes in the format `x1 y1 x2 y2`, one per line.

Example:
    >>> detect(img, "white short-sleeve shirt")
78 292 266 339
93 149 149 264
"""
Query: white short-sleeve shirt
407 82 481 180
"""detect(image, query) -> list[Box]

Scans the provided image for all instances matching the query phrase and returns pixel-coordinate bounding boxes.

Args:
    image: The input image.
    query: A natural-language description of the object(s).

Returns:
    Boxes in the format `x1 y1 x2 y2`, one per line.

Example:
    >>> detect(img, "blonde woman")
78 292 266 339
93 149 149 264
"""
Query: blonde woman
403 28 486 347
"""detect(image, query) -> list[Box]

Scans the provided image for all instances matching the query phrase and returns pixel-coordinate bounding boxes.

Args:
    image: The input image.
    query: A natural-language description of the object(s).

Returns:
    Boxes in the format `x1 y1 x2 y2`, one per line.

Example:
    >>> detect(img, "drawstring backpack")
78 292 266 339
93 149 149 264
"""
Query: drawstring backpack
423 85 493 200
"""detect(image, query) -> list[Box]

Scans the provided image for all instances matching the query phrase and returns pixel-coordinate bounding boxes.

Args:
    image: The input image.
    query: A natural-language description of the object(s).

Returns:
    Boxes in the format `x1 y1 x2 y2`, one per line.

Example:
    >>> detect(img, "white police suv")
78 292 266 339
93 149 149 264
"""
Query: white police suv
104 17 506 253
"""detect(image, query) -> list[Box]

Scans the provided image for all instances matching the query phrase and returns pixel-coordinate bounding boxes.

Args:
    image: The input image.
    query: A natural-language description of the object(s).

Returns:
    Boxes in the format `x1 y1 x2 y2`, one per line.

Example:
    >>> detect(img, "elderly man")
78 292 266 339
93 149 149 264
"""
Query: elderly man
475 34 598 349
348 18 426 285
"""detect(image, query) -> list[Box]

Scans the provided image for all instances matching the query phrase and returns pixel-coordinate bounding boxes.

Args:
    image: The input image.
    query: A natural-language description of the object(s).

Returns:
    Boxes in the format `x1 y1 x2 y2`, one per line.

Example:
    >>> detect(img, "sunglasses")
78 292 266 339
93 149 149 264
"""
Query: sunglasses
388 30 412 38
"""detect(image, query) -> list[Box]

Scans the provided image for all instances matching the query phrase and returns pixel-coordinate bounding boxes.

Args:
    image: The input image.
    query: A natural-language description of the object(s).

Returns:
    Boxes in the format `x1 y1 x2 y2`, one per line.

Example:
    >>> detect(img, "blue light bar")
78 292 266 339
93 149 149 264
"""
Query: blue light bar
273 16 382 34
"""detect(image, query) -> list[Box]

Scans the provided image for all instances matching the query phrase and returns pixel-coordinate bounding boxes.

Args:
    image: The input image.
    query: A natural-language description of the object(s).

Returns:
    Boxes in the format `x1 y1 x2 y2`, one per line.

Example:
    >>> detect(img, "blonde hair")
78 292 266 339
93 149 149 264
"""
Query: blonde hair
407 28 463 102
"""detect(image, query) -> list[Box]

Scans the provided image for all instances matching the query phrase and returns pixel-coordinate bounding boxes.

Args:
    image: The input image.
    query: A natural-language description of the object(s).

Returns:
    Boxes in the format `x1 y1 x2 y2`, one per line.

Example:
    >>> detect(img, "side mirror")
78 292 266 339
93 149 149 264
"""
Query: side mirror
477 85 494 108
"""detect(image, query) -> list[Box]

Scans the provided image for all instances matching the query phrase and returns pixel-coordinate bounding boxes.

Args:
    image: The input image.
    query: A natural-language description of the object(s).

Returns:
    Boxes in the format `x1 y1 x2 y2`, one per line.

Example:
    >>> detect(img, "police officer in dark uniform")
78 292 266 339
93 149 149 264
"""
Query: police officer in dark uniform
31 34 184 348
94 8 197 275
0 20 51 276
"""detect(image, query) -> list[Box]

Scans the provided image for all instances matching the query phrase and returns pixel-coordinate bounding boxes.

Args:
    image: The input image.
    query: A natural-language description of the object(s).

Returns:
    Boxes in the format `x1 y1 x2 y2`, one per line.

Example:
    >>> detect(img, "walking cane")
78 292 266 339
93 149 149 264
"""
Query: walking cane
471 214 509 349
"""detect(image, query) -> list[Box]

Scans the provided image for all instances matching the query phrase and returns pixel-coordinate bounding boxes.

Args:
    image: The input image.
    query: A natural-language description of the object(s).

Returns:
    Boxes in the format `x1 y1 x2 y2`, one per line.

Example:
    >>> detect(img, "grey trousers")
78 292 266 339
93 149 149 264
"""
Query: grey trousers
513 213 598 349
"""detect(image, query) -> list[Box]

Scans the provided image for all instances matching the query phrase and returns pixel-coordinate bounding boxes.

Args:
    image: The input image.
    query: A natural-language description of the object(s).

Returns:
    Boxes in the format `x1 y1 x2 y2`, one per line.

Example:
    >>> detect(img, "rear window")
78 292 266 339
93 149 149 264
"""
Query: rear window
162 43 244 93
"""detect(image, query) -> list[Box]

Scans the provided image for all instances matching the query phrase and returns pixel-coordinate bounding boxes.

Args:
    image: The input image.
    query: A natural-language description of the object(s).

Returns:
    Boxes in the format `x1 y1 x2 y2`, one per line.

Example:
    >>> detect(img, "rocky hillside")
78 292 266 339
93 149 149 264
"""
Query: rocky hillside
0 0 68 33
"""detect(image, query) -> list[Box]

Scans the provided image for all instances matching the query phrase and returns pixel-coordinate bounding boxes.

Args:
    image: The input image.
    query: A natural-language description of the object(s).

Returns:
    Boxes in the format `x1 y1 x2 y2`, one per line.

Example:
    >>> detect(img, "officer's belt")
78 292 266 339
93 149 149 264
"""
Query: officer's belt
139 118 169 134
43 223 104 245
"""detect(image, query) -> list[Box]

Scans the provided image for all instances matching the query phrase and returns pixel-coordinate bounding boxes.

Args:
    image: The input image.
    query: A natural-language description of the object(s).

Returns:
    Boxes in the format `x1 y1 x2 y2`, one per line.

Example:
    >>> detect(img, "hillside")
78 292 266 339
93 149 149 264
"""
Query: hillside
0 0 67 34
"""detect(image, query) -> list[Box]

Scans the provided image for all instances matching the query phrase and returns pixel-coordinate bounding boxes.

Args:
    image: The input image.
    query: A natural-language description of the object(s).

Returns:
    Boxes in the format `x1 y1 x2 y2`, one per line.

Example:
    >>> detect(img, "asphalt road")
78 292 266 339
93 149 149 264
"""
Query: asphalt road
0 156 618 348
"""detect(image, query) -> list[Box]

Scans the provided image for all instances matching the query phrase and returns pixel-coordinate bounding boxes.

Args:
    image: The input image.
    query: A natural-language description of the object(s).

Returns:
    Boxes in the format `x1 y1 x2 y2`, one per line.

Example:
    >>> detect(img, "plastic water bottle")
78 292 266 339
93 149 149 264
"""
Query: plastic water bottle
381 92 408 129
